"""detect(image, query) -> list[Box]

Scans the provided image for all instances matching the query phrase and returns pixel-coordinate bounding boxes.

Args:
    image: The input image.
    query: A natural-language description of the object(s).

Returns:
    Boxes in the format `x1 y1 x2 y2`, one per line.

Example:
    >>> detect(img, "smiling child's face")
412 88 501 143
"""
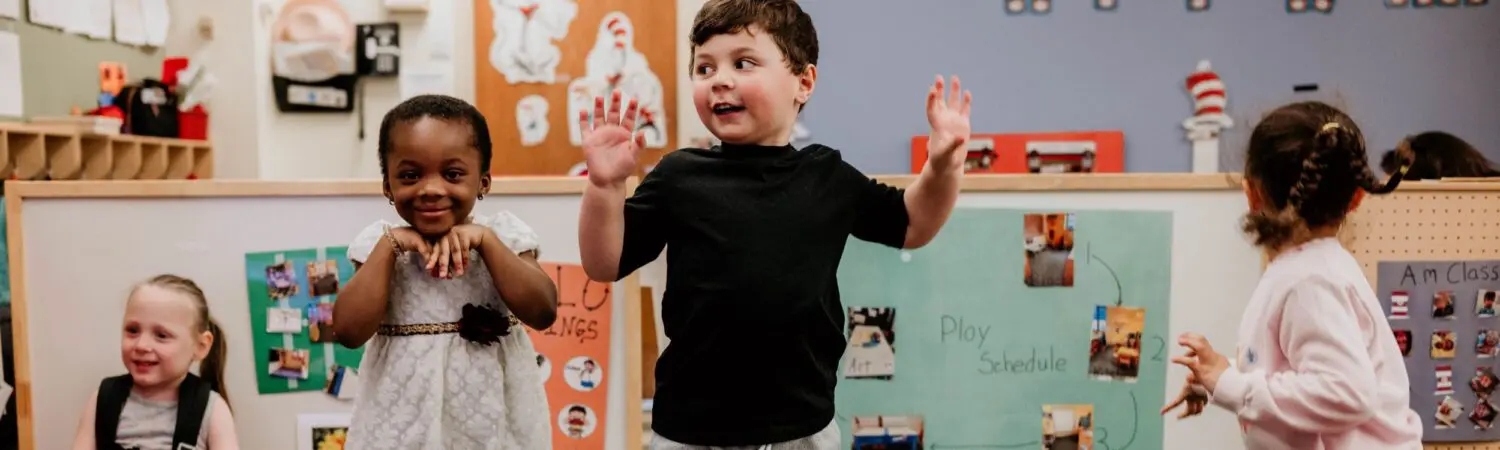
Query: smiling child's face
384 117 491 238
120 285 209 390
691 26 813 146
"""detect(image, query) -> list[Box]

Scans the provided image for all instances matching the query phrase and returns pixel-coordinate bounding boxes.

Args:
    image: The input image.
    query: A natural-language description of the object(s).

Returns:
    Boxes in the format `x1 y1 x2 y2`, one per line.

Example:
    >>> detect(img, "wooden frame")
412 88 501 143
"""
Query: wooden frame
5 174 1498 450
3 177 639 450
0 122 214 180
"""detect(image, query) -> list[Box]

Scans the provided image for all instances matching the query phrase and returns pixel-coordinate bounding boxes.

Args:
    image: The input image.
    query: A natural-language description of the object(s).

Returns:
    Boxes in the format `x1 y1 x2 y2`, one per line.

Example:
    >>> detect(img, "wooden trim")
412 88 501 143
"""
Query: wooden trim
872 173 1247 191
3 177 594 198
6 188 34 450
622 177 643 450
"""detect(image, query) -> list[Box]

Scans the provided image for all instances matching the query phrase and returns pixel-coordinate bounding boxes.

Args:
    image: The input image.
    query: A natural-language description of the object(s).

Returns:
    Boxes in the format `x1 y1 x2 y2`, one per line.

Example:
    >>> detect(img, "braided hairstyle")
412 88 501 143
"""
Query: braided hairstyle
1242 101 1410 250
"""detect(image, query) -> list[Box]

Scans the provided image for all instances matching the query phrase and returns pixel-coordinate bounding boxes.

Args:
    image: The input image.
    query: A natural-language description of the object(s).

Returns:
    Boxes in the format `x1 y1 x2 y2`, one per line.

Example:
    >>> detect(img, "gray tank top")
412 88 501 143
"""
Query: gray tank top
113 390 217 450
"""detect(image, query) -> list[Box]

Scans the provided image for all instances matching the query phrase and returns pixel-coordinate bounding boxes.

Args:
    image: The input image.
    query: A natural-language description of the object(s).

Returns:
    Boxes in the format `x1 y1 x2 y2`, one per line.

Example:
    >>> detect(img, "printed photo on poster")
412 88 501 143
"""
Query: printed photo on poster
558 404 597 439
308 260 340 297
266 261 300 299
1479 290 1497 318
1438 396 1464 429
1438 365 1455 395
1435 290 1457 319
270 348 311 380
851 415 923 449
488 0 579 84
308 303 338 344
1042 404 1094 450
268 307 303 333
1472 400 1497 430
1023 213 1075 287
567 12 668 148
844 307 896 380
1090 305 1145 382
1477 330 1499 358
1390 291 1409 319
1472 367 1497 398
1394 329 1412 357
564 356 602 392
1433 331 1458 359
296 413 350 450
537 353 552 383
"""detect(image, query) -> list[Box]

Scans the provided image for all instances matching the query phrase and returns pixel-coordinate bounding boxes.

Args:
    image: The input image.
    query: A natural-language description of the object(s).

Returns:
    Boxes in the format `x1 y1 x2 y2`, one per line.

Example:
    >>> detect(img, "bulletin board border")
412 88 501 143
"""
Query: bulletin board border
3 177 640 450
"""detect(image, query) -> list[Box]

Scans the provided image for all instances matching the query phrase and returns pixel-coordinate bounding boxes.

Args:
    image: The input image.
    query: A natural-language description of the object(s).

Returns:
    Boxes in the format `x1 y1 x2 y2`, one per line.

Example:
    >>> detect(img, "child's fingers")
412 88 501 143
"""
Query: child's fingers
1161 395 1186 415
621 98 640 132
948 75 962 107
592 96 606 129
1171 355 1199 370
449 234 465 276
578 110 592 137
961 90 973 116
605 90 623 125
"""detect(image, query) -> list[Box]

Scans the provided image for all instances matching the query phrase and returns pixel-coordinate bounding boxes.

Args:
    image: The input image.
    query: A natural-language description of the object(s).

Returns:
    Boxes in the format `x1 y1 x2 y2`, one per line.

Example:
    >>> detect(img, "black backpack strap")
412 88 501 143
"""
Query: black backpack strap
93 375 135 450
172 373 212 450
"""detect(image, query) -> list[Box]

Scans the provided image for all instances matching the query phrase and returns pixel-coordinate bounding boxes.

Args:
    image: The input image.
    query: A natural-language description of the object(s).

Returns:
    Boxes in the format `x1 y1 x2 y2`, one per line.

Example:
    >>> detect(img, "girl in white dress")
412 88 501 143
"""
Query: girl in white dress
334 95 559 449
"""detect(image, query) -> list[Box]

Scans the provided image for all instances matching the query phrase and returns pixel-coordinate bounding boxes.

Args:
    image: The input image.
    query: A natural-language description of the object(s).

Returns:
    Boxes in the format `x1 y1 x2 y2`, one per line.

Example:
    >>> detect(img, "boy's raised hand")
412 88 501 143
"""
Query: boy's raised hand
925 75 973 168
580 89 647 188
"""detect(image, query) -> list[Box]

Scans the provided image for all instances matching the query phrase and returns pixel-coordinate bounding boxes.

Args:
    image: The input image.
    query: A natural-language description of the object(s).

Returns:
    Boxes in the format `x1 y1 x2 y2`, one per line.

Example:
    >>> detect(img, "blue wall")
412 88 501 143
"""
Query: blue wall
796 0 1500 174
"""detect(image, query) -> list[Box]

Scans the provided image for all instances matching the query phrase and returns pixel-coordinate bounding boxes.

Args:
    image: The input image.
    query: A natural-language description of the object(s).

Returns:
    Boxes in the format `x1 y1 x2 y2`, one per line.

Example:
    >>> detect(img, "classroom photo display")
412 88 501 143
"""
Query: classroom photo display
245 247 365 395
1378 259 1500 441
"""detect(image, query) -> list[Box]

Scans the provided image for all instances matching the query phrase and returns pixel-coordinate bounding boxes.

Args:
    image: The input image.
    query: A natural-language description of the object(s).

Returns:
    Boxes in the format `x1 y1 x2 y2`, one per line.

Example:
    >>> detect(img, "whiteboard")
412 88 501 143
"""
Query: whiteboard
639 188 1263 450
14 193 634 450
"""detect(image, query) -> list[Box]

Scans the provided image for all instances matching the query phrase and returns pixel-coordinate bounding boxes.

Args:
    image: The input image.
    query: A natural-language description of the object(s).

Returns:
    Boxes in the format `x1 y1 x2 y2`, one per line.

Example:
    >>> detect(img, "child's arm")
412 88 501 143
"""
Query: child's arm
1209 277 1381 432
469 218 558 330
71 388 98 450
332 223 414 348
205 395 239 450
580 163 670 282
899 75 971 248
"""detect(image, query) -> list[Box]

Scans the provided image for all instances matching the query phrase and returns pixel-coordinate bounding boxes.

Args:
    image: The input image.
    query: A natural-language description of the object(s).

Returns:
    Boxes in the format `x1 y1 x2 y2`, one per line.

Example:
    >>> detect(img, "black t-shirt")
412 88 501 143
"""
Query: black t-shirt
619 143 909 445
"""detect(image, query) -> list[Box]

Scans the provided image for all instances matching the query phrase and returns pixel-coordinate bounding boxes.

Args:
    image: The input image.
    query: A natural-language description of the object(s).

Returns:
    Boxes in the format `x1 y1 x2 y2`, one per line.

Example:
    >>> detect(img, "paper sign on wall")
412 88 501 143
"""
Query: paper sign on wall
488 0 579 84
528 263 612 448
567 12 668 148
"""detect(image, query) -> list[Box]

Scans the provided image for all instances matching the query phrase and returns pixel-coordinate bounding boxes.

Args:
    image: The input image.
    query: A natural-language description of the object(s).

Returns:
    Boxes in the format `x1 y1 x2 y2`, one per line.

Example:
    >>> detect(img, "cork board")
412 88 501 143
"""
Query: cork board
473 0 677 176
1344 189 1500 450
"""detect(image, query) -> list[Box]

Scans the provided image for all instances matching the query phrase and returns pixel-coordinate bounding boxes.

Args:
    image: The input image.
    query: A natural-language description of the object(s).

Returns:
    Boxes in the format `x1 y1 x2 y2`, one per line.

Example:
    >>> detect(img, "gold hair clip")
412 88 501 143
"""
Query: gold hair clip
1321 122 1341 132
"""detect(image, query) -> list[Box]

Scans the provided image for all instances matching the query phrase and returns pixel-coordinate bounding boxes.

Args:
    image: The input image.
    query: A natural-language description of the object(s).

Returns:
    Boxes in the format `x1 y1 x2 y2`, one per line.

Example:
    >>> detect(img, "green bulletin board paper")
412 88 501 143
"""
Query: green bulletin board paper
835 208 1171 450
245 247 363 395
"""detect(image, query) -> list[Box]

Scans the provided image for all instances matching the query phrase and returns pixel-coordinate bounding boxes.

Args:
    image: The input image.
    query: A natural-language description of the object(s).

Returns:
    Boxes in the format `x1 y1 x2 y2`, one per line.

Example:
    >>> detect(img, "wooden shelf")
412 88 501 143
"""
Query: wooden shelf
0 122 212 180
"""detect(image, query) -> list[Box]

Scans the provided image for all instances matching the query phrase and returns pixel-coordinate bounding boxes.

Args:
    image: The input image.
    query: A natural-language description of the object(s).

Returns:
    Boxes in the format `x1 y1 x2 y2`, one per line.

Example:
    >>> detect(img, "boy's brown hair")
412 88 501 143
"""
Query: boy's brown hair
689 0 818 76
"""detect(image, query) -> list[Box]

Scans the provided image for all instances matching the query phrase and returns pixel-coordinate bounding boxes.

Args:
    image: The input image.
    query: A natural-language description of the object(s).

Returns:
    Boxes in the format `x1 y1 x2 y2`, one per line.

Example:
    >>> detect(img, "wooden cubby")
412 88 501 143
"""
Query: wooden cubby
0 122 212 180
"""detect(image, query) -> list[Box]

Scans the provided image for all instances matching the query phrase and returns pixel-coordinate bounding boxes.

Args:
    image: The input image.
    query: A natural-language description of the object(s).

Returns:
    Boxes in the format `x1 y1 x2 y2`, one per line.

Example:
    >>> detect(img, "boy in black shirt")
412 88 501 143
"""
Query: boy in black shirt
578 0 972 447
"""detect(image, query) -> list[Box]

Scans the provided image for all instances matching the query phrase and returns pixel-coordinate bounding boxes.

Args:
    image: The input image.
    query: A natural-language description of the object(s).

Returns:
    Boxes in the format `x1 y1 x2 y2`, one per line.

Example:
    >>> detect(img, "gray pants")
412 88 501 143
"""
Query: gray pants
650 419 841 450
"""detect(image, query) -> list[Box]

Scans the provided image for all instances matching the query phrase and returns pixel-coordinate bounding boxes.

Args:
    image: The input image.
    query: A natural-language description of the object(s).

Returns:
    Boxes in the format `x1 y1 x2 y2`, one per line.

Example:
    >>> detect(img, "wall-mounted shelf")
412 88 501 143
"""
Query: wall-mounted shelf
0 123 213 180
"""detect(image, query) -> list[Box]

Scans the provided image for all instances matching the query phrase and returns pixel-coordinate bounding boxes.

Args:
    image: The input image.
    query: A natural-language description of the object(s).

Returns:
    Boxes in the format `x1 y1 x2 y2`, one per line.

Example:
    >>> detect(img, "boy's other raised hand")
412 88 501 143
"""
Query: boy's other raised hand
581 89 647 188
925 75 973 169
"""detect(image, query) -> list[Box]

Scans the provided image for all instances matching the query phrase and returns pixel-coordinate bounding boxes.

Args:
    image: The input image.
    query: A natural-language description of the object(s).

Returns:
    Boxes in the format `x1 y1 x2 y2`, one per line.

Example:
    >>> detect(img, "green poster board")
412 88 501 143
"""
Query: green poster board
245 247 364 395
836 208 1172 450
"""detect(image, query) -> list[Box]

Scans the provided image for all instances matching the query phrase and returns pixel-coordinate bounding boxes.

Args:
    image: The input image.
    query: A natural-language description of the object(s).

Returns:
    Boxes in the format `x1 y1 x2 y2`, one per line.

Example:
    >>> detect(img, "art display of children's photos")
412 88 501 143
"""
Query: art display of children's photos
1089 305 1144 382
528 263 613 449
296 413 350 450
246 248 363 395
1042 405 1094 450
1377 259 1500 440
1023 213 1075 287
844 307 896 380
851 415 923 449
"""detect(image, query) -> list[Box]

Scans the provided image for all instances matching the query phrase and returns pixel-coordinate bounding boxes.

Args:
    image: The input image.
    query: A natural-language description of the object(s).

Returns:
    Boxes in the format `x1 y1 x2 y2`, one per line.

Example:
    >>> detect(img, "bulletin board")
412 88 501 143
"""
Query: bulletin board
5 179 645 450
473 0 677 176
1339 187 1500 450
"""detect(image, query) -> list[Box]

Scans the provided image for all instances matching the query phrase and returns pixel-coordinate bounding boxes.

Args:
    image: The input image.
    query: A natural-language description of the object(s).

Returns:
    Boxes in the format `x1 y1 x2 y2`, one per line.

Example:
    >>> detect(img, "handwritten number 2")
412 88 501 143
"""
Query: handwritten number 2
1151 335 1166 362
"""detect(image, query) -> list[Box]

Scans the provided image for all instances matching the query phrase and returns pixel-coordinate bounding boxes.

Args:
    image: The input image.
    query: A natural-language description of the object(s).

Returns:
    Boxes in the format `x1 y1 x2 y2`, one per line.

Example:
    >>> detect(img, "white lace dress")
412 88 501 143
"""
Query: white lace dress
344 211 552 450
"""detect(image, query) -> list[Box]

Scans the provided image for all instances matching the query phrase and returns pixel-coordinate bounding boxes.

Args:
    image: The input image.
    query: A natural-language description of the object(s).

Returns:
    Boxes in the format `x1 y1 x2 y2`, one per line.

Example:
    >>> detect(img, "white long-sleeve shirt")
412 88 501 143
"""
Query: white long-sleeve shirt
1212 237 1423 449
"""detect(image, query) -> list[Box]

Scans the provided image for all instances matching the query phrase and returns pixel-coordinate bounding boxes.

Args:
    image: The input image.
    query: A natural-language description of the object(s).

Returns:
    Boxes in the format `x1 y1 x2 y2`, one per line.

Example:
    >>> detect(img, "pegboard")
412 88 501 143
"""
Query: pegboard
1344 188 1500 450
1343 190 1500 284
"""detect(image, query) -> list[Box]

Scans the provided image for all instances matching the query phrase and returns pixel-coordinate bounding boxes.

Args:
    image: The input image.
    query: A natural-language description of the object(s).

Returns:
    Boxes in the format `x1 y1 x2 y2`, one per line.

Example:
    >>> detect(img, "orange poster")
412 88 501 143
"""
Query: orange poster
529 263 612 449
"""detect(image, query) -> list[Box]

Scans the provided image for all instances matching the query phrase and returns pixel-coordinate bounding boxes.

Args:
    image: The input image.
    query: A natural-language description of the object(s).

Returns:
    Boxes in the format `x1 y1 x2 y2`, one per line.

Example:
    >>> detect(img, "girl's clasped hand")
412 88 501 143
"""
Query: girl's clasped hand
1161 332 1230 419
386 224 496 279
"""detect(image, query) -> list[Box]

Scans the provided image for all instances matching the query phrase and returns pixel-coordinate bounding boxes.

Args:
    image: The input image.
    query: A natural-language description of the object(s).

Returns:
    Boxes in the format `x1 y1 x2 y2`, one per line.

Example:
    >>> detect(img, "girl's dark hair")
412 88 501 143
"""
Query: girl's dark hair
1380 131 1500 180
376 94 493 178
1242 101 1410 250
135 274 231 410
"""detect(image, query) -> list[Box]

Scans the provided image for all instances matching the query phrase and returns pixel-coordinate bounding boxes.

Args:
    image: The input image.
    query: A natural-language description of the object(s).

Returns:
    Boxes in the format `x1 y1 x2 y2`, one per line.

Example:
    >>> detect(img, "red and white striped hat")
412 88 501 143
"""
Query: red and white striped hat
1185 60 1230 127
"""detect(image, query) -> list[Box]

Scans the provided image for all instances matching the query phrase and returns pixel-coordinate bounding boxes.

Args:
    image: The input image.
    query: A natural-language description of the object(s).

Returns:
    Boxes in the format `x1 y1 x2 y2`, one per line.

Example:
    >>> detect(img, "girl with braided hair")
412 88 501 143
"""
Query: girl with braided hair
1161 101 1423 449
